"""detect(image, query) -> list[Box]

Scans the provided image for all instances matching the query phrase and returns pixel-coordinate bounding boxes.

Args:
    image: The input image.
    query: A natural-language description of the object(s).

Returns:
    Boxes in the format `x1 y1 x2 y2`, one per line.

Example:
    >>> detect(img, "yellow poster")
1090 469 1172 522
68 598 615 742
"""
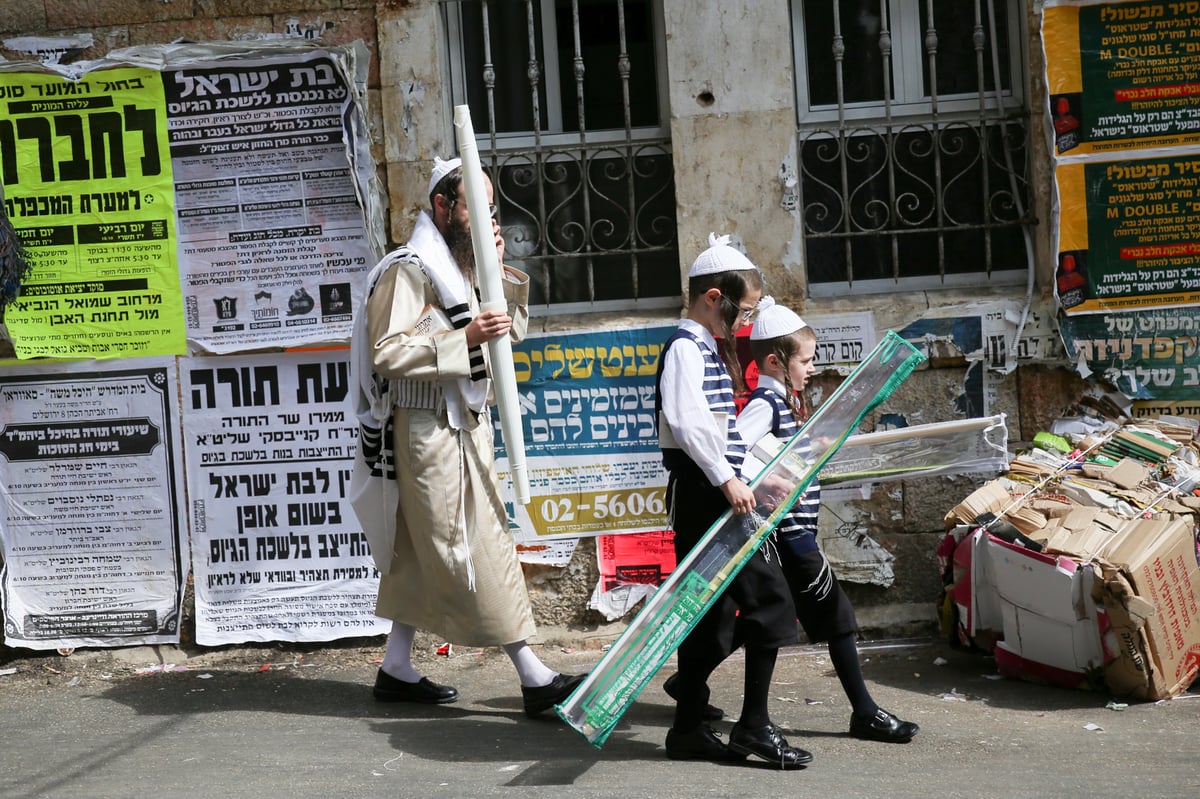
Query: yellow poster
0 66 186 358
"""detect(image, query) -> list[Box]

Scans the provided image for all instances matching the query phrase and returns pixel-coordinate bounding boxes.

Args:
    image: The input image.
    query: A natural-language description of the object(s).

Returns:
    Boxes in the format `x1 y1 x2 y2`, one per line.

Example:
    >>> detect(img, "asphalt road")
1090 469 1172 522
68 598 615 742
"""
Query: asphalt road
1 634 1197 799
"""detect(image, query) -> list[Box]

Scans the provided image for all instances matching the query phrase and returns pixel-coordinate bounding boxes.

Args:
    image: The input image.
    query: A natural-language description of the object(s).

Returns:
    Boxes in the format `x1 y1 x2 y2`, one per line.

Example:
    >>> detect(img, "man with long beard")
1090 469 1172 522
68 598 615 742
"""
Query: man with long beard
350 157 584 717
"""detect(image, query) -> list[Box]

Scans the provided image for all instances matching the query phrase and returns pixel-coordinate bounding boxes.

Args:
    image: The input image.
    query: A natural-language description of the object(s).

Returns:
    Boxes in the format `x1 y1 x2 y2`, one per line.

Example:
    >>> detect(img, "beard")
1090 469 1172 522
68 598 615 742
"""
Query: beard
443 214 476 278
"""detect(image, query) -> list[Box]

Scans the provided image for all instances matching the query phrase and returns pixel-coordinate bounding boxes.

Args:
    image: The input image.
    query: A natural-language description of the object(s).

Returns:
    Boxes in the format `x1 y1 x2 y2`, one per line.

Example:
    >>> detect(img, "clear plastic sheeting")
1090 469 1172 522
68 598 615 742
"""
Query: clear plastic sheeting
556 331 925 747
820 414 1010 487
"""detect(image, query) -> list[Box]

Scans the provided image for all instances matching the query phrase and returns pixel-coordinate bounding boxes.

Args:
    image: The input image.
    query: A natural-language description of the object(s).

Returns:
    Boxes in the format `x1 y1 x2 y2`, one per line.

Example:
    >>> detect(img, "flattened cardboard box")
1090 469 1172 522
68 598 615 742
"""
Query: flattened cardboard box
1091 517 1200 700
983 535 1106 684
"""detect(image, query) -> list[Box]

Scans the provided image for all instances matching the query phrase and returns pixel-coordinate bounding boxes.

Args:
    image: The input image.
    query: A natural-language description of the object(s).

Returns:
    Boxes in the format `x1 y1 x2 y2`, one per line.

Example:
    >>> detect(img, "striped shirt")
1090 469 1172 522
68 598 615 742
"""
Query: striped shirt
655 323 746 482
741 380 820 555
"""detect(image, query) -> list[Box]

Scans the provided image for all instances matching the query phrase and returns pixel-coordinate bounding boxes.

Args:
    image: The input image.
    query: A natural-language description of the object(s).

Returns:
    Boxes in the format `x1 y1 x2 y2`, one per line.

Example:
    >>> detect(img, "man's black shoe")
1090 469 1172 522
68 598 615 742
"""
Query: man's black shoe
522 672 586 718
728 722 813 769
662 672 725 721
665 725 745 762
373 670 459 704
850 708 919 743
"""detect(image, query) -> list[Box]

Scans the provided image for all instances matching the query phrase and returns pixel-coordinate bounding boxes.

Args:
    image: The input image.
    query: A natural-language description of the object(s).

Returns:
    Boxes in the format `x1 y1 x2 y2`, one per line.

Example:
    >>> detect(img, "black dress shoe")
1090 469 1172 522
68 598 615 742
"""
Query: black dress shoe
522 672 586 718
665 725 746 762
850 708 919 743
728 722 813 769
662 672 725 721
372 670 459 704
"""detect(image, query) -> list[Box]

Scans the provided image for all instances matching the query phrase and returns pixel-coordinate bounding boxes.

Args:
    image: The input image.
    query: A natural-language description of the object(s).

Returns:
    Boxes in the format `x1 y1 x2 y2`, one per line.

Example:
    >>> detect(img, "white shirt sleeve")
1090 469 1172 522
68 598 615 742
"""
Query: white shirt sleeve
735 396 775 482
735 396 774 450
659 338 736 487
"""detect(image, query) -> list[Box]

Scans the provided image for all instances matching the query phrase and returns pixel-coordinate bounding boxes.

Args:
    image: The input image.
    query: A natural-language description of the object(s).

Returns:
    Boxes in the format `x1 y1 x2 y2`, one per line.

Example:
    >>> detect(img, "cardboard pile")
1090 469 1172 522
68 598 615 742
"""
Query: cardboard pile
937 419 1200 700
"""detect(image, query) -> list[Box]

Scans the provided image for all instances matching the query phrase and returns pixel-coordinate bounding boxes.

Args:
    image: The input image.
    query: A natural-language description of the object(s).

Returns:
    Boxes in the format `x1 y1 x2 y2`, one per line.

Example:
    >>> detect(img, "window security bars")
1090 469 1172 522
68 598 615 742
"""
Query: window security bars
793 0 1035 295
441 0 679 314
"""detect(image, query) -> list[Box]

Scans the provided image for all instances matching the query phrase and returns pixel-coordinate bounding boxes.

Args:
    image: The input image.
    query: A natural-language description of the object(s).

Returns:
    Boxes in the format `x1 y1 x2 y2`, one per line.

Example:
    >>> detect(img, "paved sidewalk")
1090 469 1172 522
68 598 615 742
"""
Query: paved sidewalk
2 634 1198 799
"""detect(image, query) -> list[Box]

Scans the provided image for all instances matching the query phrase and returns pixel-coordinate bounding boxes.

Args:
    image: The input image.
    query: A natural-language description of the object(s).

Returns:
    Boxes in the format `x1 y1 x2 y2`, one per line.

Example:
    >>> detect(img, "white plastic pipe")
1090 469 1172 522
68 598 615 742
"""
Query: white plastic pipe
453 104 531 504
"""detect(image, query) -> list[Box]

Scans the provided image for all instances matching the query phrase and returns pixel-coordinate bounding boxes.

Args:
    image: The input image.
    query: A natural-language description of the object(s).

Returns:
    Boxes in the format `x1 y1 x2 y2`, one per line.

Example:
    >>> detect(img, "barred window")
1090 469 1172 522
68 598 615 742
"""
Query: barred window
791 0 1035 295
441 0 679 315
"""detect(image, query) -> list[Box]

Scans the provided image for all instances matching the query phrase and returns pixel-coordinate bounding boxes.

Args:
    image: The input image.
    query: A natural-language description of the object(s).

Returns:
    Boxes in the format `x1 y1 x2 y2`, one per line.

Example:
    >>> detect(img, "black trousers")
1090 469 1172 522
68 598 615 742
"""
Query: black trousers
667 470 797 728
783 548 860 644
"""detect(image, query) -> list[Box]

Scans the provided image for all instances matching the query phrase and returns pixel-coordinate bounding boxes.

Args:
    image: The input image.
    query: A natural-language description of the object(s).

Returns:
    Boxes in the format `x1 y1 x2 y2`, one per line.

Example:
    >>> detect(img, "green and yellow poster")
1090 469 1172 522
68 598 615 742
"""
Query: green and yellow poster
0 66 186 358
1054 151 1200 313
1044 0 1200 157
1044 1 1200 398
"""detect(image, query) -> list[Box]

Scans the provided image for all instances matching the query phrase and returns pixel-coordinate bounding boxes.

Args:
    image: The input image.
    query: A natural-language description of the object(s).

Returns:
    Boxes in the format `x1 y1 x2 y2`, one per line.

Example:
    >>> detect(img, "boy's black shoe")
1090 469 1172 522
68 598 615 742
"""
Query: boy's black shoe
662 672 725 721
728 722 813 769
850 708 919 743
665 725 745 762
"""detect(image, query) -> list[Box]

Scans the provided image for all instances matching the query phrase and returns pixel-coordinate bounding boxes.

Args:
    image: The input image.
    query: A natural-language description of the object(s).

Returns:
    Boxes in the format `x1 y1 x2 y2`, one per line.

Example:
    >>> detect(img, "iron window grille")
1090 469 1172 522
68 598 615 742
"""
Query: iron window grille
791 0 1036 296
440 0 680 315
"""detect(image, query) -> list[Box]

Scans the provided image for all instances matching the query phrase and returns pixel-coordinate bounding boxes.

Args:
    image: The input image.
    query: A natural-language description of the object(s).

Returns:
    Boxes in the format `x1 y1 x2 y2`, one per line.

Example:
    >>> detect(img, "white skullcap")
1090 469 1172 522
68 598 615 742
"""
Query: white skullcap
428 156 463 195
688 232 758 277
749 296 808 340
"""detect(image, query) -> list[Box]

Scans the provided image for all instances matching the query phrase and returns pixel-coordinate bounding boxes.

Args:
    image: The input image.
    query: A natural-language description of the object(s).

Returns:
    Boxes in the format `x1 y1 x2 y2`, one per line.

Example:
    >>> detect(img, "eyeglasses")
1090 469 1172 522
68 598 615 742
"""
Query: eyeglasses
720 294 760 323
447 196 498 219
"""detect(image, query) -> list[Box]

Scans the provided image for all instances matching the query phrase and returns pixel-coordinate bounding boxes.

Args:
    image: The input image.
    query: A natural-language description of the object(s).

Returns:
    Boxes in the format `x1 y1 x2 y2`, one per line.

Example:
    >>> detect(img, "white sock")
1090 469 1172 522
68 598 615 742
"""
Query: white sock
381 622 423 683
503 641 557 688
